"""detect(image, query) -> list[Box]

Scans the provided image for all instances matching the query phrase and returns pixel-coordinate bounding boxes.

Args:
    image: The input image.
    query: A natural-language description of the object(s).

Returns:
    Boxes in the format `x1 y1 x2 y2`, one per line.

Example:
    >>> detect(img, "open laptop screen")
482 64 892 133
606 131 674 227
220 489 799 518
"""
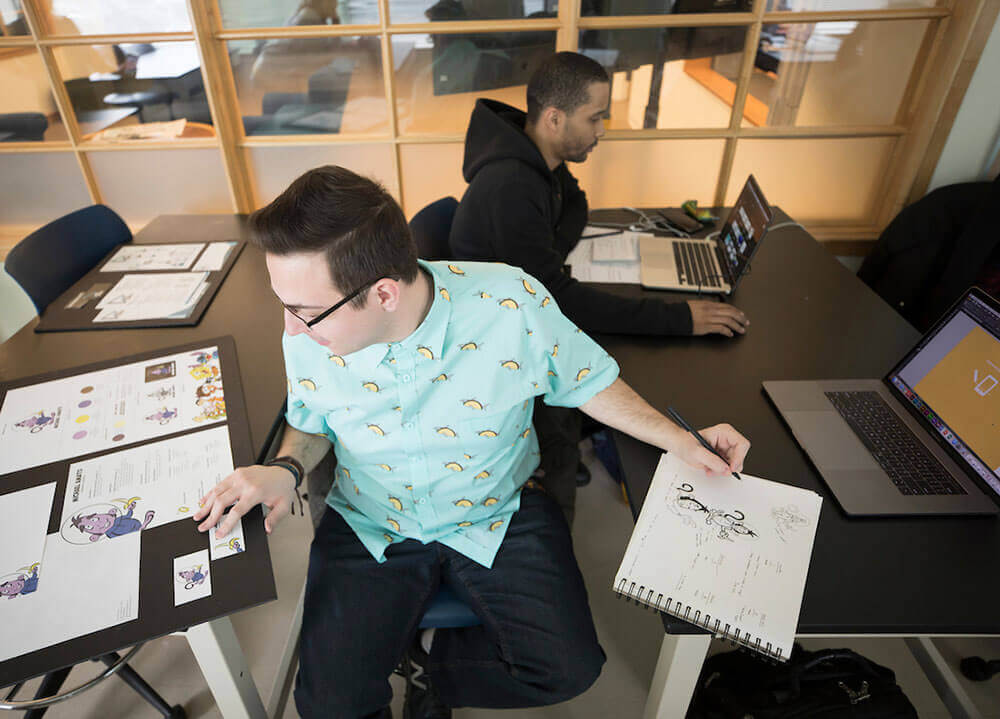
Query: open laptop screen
886 289 1000 497
718 175 772 287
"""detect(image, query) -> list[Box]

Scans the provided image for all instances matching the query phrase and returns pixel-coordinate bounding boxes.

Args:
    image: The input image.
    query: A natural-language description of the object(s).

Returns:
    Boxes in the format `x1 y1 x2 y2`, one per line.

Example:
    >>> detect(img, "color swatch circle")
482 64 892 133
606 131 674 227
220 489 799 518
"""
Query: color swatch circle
112 434 125 442
75 415 90 424
73 431 87 440
80 386 94 394
78 400 92 408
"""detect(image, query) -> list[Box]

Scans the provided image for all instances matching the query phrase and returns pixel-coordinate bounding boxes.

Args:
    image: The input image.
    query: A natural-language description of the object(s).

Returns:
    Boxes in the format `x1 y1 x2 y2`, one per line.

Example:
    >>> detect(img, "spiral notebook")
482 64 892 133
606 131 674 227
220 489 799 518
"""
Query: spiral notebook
614 453 822 662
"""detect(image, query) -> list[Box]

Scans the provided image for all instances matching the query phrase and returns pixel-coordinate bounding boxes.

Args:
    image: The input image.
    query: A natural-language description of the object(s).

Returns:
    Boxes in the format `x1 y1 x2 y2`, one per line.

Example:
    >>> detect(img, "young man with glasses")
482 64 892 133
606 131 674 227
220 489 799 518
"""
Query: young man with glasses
193 165 750 719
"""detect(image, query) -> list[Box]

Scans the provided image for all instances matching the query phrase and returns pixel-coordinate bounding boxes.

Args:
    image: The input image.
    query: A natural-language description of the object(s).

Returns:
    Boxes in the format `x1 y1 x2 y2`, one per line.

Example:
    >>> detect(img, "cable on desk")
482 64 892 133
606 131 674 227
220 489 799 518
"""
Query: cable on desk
768 221 806 232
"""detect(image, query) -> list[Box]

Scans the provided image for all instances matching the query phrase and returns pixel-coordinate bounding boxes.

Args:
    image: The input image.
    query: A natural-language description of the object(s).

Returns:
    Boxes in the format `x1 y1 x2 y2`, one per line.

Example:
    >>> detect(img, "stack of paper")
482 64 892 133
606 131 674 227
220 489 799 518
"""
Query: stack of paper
93 272 210 322
565 226 645 284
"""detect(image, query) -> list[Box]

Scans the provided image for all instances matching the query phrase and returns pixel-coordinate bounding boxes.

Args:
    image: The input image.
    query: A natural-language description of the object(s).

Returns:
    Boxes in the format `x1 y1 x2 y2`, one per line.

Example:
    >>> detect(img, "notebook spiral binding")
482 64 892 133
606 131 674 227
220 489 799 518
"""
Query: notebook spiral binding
615 578 783 663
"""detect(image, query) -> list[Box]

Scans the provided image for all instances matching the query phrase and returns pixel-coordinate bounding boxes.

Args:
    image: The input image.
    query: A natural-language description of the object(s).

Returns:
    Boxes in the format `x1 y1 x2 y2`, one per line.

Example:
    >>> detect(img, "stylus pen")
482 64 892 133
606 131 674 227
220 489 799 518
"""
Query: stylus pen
666 406 742 480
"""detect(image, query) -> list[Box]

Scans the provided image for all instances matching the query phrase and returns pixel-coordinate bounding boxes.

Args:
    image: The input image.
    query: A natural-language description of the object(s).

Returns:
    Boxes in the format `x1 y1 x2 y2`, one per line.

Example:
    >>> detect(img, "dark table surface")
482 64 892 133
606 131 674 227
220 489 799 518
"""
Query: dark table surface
0 215 286 685
591 210 1000 636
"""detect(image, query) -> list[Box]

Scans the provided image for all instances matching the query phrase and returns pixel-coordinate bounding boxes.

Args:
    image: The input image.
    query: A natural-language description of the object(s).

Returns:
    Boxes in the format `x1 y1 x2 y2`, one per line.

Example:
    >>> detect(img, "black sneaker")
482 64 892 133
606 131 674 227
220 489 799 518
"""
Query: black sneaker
400 637 451 719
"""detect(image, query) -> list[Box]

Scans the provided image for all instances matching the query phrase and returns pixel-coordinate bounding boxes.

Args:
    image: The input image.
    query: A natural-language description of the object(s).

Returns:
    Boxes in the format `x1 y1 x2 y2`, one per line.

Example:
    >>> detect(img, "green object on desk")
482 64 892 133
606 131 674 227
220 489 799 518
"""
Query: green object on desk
682 200 718 223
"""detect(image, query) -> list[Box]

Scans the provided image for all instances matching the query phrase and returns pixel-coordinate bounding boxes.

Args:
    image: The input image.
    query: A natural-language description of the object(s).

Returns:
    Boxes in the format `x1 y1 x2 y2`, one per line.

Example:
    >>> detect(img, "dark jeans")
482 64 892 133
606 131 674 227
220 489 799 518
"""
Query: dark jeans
294 488 606 719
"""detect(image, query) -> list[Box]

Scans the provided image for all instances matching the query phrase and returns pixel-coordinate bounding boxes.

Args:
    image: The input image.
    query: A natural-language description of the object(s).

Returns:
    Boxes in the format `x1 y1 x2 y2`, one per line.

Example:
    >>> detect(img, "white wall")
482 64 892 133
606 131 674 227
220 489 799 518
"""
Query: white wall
928 11 1000 190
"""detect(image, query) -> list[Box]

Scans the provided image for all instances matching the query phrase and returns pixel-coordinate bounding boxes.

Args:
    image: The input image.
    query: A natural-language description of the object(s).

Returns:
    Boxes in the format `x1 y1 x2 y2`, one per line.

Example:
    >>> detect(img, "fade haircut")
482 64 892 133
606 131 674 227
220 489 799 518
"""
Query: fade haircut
249 165 418 308
526 51 609 125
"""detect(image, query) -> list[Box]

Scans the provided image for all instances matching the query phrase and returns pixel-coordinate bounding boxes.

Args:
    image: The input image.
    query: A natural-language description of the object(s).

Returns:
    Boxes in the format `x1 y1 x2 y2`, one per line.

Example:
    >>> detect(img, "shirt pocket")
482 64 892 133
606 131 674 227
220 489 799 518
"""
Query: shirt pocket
455 397 534 456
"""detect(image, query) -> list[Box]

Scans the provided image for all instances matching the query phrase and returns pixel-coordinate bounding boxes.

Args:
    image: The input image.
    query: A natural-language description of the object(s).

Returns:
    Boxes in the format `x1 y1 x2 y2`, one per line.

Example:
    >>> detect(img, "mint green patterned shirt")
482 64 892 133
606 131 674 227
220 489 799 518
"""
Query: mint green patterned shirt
283 260 619 567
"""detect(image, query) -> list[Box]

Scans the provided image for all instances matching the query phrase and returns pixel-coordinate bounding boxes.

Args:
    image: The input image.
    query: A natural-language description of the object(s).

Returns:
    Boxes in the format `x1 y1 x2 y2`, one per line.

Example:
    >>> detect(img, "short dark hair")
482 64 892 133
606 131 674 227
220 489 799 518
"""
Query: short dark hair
526 51 609 125
248 166 418 308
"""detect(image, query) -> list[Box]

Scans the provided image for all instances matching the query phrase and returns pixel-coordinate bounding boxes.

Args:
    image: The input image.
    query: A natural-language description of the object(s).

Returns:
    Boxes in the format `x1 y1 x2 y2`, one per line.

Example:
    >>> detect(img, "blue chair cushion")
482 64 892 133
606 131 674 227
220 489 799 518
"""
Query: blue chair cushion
418 584 480 629
6 205 131 313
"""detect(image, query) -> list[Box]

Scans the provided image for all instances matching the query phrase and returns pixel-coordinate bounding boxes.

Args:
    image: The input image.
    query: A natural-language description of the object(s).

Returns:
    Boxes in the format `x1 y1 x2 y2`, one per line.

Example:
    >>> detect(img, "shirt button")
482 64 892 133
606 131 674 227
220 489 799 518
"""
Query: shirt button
404 421 414 429
402 375 412 383
418 498 426 505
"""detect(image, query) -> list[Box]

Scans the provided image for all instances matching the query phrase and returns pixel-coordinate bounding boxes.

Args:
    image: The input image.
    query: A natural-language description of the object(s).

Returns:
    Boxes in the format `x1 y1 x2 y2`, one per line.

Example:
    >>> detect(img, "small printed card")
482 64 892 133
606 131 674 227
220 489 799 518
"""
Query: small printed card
173 549 211 605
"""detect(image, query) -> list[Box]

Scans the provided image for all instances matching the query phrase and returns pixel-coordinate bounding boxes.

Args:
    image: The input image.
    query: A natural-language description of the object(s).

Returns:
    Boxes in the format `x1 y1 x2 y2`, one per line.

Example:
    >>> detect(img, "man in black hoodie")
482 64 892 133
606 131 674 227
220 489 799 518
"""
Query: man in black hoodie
449 51 749 339
449 52 748 520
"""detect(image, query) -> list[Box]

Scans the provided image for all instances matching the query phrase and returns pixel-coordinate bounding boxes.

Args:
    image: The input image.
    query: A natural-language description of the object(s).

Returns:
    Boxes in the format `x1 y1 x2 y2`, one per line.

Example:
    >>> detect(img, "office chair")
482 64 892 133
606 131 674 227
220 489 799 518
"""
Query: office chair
5 205 132 314
858 176 1000 332
0 112 48 141
409 197 459 261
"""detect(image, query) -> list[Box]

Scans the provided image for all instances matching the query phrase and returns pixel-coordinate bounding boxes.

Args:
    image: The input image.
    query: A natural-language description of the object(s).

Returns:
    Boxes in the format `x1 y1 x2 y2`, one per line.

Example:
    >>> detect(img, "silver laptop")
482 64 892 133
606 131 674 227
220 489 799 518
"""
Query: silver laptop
764 287 1000 516
639 175 773 295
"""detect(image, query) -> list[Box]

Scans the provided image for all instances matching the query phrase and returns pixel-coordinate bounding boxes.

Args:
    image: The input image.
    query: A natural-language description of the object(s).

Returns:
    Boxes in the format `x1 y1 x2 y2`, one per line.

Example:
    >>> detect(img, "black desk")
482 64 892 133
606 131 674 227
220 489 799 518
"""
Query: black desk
592 210 1000 718
0 215 288 718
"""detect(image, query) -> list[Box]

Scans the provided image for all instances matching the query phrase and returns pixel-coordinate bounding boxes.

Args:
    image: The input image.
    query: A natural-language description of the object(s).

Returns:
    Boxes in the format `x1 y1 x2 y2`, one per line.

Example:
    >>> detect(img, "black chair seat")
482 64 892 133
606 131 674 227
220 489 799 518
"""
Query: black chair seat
409 197 458 261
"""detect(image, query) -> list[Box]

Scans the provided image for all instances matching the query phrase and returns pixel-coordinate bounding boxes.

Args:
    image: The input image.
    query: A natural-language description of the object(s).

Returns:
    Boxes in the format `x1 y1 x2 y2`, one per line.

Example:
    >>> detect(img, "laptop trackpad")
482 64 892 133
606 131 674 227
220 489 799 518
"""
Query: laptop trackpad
785 411 881 470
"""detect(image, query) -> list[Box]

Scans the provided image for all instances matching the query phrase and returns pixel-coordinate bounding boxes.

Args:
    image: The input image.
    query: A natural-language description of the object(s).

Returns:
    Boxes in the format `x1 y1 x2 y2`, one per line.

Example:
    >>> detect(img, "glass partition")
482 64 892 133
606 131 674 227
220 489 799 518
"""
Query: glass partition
580 26 748 129
54 41 212 141
87 148 231 226
220 0 378 28
393 30 556 135
229 37 389 136
0 49 68 141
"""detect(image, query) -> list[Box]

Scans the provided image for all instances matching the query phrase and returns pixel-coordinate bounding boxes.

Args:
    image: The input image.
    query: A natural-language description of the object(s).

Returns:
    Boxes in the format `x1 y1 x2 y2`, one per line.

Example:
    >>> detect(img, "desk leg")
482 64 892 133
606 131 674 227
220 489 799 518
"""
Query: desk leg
905 637 981 719
186 617 267 719
643 633 711 719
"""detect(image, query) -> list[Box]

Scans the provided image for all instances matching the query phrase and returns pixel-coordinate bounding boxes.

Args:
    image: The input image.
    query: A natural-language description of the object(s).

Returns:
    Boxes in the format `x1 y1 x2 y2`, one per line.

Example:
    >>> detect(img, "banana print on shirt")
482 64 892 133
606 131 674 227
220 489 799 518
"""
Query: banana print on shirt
283 260 619 568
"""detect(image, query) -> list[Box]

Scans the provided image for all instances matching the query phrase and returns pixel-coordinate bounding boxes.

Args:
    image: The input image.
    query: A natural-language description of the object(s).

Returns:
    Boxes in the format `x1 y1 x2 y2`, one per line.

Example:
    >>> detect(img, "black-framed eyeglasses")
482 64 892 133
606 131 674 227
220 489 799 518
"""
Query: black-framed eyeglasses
280 277 386 328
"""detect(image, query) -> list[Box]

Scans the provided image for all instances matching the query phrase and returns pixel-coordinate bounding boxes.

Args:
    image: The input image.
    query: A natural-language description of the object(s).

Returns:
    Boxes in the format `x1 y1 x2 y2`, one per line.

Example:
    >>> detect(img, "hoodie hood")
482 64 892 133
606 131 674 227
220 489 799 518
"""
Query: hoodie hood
461 99 552 183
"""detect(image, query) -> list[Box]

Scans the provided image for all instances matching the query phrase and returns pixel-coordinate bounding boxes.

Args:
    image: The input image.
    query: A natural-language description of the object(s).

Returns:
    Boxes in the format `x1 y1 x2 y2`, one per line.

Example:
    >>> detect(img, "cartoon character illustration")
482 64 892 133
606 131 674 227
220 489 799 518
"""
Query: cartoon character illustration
196 381 222 399
147 387 176 402
147 363 174 378
215 537 244 554
670 483 758 541
70 498 155 542
771 504 809 543
15 411 56 433
190 350 218 365
189 363 220 381
194 397 226 422
144 406 178 425
0 563 39 599
178 564 208 590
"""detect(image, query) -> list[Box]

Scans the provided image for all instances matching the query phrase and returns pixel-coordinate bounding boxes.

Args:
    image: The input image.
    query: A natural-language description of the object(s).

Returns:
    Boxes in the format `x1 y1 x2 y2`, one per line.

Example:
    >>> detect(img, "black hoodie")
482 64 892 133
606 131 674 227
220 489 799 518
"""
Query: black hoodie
449 99 693 336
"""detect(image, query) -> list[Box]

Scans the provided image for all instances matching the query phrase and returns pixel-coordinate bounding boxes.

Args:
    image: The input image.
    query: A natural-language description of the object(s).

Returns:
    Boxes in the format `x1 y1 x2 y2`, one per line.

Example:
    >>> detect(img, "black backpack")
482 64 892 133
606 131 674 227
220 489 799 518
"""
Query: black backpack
688 644 918 719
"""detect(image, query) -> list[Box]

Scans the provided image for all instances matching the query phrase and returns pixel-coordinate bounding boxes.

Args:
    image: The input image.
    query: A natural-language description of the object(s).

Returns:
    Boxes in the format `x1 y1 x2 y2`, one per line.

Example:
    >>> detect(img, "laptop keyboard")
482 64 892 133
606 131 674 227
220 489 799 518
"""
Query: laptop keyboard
825 391 966 496
673 241 721 288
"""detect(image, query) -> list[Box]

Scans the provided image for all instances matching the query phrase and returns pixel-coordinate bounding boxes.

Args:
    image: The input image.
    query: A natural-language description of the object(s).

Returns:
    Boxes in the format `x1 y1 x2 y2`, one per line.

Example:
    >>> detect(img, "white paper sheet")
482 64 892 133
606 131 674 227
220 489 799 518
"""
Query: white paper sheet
174 549 211 605
566 238 641 284
100 244 205 272
0 483 56 603
95 272 205 308
0 345 227 475
210 509 246 560
0 532 140 663
591 232 641 262
61 425 235 537
614 453 822 661
92 276 208 322
191 241 237 272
